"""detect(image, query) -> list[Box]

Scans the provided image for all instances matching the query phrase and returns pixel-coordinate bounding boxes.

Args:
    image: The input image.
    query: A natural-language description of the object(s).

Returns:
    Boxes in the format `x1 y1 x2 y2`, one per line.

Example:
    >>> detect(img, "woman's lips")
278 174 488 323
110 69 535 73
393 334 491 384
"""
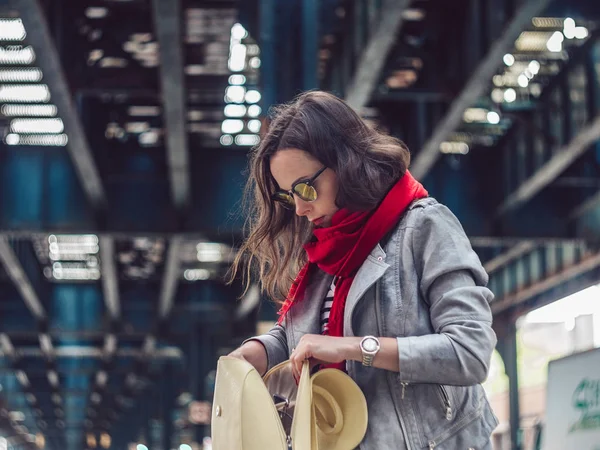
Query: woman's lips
313 217 325 226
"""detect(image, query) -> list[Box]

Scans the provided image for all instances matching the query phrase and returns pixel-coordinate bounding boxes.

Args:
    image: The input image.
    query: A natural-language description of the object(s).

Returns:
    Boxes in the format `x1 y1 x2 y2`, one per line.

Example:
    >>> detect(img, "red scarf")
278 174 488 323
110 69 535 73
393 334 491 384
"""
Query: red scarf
277 171 428 370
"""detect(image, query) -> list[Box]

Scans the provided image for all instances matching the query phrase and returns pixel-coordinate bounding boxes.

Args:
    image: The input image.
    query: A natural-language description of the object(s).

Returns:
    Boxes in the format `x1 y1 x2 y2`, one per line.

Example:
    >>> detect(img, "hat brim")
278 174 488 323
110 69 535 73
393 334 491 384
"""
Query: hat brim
311 368 368 450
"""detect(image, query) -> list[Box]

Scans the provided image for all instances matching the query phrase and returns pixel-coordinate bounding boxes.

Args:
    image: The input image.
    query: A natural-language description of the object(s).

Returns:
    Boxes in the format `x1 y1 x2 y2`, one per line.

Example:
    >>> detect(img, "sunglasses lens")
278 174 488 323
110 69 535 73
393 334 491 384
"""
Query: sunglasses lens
273 192 295 209
293 183 317 202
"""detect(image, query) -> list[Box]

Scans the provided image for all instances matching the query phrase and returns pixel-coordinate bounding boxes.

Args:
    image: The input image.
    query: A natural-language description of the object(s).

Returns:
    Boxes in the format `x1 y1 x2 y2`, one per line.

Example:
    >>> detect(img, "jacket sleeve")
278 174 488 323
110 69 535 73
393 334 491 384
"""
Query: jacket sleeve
243 321 289 371
396 203 497 386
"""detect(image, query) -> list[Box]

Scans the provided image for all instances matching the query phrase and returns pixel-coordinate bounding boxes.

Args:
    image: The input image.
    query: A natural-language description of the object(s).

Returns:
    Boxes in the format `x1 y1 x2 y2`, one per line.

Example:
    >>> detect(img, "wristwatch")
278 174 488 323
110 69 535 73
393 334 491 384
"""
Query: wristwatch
359 336 381 367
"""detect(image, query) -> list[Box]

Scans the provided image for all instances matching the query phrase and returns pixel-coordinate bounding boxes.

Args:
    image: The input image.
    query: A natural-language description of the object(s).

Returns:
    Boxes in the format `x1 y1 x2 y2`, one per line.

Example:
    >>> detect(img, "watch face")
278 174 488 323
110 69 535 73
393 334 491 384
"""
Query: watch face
363 338 378 352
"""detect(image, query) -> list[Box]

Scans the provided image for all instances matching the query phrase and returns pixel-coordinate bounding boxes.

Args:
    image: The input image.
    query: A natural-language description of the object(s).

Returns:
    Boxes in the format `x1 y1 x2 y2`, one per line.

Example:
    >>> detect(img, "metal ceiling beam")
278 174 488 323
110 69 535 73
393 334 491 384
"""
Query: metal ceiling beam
344 0 411 111
491 250 600 314
497 115 600 215
11 0 107 211
570 190 600 220
483 242 536 274
410 0 553 180
0 346 182 359
151 0 191 210
99 237 120 320
469 236 590 248
158 237 182 319
0 236 46 320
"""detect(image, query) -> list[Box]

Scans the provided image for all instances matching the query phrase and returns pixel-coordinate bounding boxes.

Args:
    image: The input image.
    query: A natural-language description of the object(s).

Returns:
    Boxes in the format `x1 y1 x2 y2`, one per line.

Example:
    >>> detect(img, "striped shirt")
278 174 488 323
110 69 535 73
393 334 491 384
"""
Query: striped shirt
320 277 337 334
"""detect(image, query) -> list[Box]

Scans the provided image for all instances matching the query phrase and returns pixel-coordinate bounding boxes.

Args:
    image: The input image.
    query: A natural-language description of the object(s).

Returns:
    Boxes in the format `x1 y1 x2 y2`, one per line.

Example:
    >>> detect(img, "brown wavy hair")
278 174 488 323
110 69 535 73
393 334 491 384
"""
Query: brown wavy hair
229 91 411 303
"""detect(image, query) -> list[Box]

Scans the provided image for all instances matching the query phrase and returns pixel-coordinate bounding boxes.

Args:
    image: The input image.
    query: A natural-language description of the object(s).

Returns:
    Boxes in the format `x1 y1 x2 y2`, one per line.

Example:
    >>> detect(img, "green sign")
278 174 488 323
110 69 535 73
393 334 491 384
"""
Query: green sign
570 378 600 433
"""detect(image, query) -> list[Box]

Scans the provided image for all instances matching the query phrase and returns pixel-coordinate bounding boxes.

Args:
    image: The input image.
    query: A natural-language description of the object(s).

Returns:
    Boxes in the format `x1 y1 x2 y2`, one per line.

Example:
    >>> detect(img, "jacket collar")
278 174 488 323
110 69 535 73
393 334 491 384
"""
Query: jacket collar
287 244 390 343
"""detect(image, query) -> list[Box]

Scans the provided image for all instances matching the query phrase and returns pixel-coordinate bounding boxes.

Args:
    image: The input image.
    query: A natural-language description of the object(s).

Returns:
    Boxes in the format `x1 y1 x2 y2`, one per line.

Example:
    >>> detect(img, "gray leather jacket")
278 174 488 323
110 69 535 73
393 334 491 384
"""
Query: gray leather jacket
250 198 499 449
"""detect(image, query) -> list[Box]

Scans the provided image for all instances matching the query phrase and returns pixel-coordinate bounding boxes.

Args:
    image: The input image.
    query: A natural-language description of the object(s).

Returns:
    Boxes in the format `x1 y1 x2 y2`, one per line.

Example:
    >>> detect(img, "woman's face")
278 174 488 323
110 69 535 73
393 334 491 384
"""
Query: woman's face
270 148 340 227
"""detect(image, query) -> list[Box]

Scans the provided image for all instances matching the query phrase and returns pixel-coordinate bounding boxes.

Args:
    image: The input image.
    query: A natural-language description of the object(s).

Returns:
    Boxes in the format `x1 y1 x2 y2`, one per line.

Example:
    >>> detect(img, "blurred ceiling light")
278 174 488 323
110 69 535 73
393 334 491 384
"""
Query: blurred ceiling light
491 89 504 103
249 57 261 69
563 17 576 39
87 434 97 448
504 88 517 103
1 104 57 117
96 370 108 387
139 130 159 146
220 134 233 146
9 411 25 422
91 392 102 404
225 85 245 103
546 31 564 52
440 141 469 155
221 119 244 134
532 17 564 28
0 45 35 64
245 90 261 104
235 134 260 146
228 44 246 71
228 74 246 85
224 104 246 117
4 133 20 145
516 31 553 52
463 108 488 123
185 64 206 75
52 393 62 405
487 111 500 124
10 118 64 134
128 106 160 117
503 53 515 66
49 234 99 245
39 333 53 354
0 84 49 102
196 242 229 262
247 104 262 118
184 269 210 281
5 133 69 146
528 60 541 75
0 68 42 82
248 119 261 134
0 19 26 41
524 68 534 79
137 445 149 450
125 121 149 134
574 27 588 39
85 6 109 19
518 74 529 87
98 57 128 68
231 23 248 40
53 267 101 280
47 370 59 387
492 75 504 87
402 8 426 21
100 433 111 449
25 393 36 404
385 69 417 88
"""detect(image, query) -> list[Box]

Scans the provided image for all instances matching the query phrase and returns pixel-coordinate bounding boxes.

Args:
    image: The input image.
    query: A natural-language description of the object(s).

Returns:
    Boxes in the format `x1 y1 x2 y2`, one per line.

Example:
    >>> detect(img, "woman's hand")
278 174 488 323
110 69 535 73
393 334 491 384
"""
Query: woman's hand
289 334 360 381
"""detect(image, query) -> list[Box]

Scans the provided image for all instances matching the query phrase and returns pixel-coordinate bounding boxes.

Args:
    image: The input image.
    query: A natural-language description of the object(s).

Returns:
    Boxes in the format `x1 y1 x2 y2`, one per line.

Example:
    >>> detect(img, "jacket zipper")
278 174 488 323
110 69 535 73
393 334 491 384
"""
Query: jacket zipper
437 385 453 420
375 281 412 450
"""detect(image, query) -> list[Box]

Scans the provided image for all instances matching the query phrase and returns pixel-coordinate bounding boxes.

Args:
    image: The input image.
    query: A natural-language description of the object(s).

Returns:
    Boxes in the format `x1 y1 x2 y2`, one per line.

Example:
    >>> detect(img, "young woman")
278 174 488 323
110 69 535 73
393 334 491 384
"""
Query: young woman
228 91 498 449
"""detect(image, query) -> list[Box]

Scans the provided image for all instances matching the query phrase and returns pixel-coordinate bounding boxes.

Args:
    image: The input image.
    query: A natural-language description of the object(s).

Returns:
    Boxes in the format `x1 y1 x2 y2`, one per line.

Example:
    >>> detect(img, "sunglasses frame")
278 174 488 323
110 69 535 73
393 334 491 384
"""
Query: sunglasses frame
272 166 327 209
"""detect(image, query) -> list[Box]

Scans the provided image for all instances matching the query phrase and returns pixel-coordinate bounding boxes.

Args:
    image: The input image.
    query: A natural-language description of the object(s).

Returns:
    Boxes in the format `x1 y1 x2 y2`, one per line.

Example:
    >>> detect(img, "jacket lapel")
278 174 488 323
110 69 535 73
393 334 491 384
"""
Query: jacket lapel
344 244 390 336
287 269 333 348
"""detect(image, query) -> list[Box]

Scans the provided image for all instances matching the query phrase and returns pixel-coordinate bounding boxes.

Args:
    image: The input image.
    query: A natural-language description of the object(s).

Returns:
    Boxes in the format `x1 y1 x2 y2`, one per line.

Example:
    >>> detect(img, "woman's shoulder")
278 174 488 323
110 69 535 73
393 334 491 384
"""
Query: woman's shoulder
391 197 466 241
